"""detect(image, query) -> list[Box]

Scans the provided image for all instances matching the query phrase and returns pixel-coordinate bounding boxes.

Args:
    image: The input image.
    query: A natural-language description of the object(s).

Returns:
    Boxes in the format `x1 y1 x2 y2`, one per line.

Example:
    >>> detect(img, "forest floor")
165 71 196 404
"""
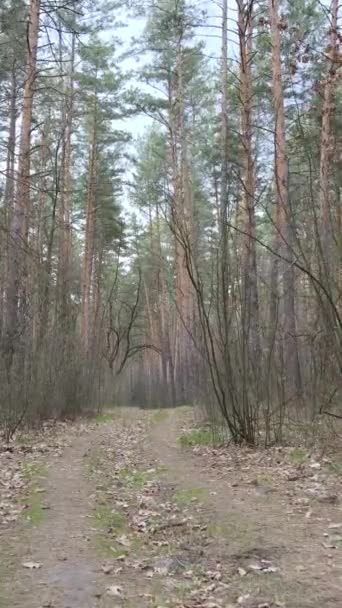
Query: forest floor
1 407 342 608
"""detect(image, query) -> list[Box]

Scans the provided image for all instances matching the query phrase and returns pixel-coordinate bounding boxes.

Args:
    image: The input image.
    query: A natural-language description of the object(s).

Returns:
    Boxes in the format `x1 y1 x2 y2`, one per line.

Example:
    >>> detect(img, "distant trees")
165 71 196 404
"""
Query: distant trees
1 0 342 442
78 37 126 351
0 0 129 436
129 0 208 404
123 0 342 443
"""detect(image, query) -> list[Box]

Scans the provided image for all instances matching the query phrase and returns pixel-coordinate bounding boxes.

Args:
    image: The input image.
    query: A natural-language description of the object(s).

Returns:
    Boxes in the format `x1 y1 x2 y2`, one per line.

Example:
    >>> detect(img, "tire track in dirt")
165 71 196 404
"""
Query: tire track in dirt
1 408 341 608
148 408 342 607
1 425 117 608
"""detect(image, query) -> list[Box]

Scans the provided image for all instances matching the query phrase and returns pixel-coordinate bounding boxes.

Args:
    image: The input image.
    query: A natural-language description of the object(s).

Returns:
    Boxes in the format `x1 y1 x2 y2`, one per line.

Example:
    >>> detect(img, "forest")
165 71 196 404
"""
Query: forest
1 2 342 607
0 0 342 444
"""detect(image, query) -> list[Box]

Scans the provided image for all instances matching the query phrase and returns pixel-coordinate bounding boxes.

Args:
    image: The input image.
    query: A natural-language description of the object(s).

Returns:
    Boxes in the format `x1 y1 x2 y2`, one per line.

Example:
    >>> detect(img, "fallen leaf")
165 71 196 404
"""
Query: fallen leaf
22 561 41 569
117 534 131 547
106 584 123 597
262 565 279 574
238 594 250 605
101 564 114 574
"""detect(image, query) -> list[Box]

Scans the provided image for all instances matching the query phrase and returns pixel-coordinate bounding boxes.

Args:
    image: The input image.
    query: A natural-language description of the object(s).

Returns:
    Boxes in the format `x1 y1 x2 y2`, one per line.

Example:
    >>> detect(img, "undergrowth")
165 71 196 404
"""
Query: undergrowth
179 428 213 447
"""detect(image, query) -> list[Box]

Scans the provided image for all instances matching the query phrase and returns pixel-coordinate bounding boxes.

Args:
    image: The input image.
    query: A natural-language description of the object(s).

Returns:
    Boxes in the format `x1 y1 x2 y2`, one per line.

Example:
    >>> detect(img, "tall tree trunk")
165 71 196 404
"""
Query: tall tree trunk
3 64 17 227
219 0 231 367
38 147 59 346
269 0 302 397
237 0 262 371
81 120 97 351
319 0 339 283
32 123 49 348
57 33 76 322
156 202 176 405
3 0 41 366
169 24 195 403
220 0 229 227
1 63 17 336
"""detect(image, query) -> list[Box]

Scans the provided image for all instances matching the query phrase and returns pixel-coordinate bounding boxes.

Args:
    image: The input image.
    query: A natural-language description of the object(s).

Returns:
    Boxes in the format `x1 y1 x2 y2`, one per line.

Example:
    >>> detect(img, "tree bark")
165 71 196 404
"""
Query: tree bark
1 63 17 336
3 0 41 365
319 0 339 282
237 0 262 371
57 33 76 322
81 117 97 351
169 21 195 403
269 0 302 397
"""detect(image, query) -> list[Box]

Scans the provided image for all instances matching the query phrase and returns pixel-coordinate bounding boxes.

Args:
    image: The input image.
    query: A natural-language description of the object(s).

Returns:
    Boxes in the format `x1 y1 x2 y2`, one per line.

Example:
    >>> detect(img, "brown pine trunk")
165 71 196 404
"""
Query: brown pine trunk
1 63 17 334
218 0 230 350
57 33 76 322
220 0 229 227
91 248 102 355
319 0 339 281
157 203 176 405
237 0 262 370
80 124 97 351
38 168 59 345
269 0 302 397
171 24 195 403
32 124 49 347
3 0 41 364
3 65 17 226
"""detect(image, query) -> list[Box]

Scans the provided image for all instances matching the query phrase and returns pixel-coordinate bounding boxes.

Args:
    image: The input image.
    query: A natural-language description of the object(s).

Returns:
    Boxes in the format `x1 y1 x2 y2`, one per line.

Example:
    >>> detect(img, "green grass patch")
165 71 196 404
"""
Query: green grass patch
326 454 342 475
85 448 103 477
21 462 47 481
174 487 206 506
94 535 125 559
255 473 274 486
152 409 170 423
207 512 267 557
20 462 47 526
15 433 34 446
94 504 126 531
156 464 169 474
117 466 153 488
21 492 44 526
207 521 235 538
94 411 116 424
179 428 213 447
0 539 15 608
289 447 310 464
93 503 128 558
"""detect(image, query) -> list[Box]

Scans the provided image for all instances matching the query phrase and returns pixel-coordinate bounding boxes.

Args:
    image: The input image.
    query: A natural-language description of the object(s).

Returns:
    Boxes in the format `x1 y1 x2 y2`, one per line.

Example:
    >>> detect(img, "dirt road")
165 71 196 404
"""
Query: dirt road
1 408 341 607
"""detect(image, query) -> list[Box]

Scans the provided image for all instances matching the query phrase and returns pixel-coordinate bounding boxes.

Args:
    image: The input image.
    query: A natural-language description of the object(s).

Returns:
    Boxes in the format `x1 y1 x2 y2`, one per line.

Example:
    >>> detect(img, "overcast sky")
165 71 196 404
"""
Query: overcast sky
115 1 234 137
108 2 239 215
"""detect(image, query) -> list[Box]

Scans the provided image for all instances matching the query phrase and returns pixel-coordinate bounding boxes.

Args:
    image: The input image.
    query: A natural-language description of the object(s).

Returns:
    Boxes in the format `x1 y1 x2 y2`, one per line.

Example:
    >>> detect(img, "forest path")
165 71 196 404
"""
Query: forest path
149 408 342 608
1 422 121 608
1 407 342 608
